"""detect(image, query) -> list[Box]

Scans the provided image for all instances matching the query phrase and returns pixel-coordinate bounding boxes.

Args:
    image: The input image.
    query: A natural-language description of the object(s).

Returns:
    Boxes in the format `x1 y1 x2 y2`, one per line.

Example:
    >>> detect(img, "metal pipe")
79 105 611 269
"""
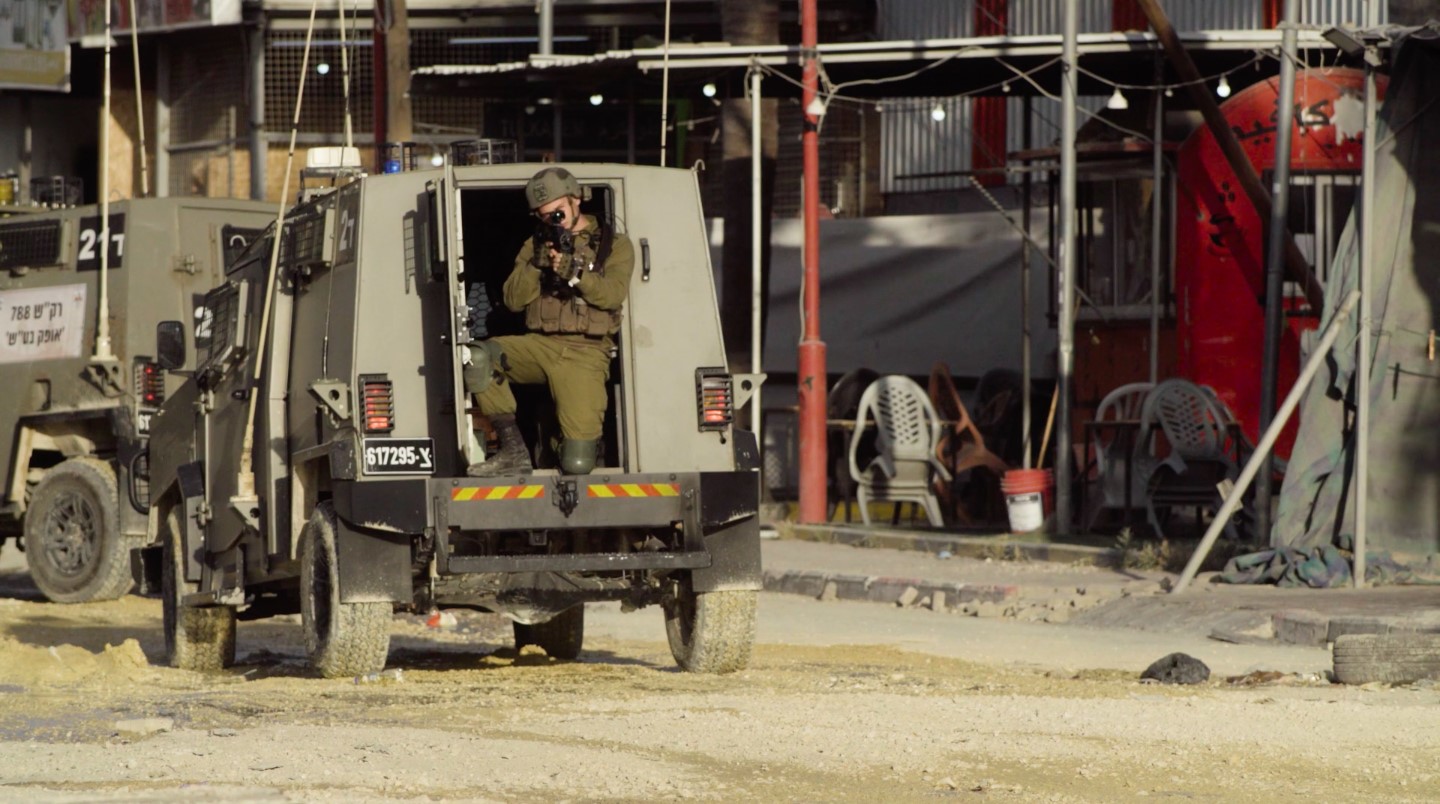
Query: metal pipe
1150 55 1163 384
1256 0 1299 546
750 66 763 436
538 0 553 55
248 25 265 200
337 0 354 151
371 9 386 172
658 0 672 166
1021 95 1033 469
1055 0 1078 532
797 0 828 524
1355 42 1378 588
127 0 148 197
96 0 115 362
1173 289 1362 593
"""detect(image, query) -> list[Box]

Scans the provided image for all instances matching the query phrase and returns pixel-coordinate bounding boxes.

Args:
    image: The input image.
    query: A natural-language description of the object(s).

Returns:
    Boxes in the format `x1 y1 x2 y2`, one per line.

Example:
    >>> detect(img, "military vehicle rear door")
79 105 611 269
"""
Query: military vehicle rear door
428 163 482 468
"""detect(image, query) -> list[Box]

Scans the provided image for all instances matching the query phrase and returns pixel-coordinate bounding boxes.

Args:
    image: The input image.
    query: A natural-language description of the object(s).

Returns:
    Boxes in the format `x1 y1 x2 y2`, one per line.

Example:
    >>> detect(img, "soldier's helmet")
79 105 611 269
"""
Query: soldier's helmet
525 167 581 209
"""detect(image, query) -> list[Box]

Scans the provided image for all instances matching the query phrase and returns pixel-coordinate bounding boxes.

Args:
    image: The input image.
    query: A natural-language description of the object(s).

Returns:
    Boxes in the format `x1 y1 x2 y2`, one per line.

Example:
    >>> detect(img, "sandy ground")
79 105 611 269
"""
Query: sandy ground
0 552 1436 802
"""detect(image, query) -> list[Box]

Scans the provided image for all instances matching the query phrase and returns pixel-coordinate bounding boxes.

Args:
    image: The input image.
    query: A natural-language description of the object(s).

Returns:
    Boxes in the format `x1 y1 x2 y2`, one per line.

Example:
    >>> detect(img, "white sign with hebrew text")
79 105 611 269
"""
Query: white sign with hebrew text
0 283 86 363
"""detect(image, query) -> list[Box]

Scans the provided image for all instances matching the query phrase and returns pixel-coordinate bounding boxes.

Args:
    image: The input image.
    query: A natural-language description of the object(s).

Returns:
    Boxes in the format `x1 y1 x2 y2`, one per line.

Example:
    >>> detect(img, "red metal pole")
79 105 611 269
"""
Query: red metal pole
797 0 828 524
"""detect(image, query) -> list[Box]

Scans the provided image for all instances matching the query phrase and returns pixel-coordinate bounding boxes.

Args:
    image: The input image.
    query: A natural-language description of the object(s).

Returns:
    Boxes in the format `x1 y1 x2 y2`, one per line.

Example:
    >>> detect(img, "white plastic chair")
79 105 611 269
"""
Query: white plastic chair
1084 381 1154 530
1136 378 1246 541
847 376 952 527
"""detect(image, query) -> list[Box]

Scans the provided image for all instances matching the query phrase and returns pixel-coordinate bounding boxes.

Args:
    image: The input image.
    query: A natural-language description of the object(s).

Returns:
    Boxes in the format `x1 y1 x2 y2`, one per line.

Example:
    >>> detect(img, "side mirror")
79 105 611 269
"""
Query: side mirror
156 320 186 371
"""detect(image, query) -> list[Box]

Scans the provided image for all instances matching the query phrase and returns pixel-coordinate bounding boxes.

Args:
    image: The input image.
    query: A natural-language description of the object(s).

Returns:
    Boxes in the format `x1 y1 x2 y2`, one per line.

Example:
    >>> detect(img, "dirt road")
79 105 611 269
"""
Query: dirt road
0 566 1435 802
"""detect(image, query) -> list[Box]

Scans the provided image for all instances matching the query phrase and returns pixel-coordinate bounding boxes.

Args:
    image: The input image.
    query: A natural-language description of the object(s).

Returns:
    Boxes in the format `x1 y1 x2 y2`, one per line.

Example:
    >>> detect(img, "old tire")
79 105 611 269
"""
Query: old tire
160 509 235 672
513 605 585 660
1333 634 1440 685
300 503 391 679
664 577 756 674
24 457 136 603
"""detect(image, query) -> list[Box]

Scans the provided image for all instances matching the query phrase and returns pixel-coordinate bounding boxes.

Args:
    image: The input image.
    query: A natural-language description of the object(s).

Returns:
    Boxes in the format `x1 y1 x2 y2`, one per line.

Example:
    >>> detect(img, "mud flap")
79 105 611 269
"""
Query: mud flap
692 469 762 593
333 516 413 604
690 516 762 593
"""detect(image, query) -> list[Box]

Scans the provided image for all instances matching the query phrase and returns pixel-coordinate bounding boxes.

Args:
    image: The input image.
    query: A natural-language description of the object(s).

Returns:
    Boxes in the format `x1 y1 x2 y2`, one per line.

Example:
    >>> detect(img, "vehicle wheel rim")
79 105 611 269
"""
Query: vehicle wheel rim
40 490 98 577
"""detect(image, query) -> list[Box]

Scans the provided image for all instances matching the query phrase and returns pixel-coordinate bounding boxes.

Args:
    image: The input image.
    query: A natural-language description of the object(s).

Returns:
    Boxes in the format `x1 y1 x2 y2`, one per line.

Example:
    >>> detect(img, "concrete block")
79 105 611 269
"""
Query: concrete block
1272 609 1329 646
896 586 920 607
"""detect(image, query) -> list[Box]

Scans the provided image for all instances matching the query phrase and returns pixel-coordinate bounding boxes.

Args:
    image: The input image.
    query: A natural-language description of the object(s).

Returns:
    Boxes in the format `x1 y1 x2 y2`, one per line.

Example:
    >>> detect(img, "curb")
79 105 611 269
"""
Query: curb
785 523 1122 567
1271 608 1440 646
763 568 1017 613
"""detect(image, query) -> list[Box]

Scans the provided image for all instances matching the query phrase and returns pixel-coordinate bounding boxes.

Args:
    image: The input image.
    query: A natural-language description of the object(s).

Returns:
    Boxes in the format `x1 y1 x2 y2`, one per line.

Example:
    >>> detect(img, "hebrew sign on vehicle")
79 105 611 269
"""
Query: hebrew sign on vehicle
0 283 85 363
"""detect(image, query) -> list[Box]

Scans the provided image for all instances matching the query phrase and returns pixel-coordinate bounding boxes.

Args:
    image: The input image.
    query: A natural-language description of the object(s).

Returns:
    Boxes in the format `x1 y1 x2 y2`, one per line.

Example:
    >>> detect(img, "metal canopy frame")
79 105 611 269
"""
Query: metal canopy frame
405 27 1389 537
411 30 1352 100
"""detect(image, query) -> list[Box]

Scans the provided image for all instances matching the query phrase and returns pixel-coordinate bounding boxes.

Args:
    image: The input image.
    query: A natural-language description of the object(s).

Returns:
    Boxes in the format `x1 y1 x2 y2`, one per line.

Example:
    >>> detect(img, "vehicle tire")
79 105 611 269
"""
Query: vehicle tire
664 576 756 674
513 605 584 660
160 509 236 672
23 457 136 603
1333 634 1440 685
300 503 391 679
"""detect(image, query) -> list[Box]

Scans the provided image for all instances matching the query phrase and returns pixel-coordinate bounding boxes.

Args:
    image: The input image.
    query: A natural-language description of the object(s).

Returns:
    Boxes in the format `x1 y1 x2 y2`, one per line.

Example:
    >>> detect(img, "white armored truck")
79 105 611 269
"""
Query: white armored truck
135 161 763 676
0 199 275 602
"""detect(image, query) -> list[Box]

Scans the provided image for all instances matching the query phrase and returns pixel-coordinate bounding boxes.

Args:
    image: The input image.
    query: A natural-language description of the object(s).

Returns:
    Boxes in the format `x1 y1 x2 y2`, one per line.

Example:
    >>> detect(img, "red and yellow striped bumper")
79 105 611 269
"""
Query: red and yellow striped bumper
587 483 680 498
451 485 546 501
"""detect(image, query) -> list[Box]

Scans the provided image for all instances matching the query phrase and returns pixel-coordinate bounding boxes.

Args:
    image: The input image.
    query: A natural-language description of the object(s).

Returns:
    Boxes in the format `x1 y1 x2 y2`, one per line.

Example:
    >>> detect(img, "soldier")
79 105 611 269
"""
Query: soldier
465 167 635 476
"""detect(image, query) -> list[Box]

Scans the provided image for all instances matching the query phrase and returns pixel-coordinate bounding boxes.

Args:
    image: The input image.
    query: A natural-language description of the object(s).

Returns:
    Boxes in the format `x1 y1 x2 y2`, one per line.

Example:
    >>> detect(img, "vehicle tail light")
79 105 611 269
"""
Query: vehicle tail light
134 359 165 407
360 375 394 433
695 368 733 431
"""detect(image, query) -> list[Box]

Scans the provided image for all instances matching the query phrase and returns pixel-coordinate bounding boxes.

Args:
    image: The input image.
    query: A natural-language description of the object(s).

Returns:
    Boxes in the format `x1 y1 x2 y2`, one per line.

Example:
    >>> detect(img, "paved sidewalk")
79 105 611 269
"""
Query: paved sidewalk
761 536 1440 646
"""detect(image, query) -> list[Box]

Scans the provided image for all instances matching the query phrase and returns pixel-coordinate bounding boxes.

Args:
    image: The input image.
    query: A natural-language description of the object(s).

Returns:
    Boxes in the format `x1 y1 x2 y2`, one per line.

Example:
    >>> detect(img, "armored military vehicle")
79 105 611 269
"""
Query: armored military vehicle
0 198 276 603
135 161 762 676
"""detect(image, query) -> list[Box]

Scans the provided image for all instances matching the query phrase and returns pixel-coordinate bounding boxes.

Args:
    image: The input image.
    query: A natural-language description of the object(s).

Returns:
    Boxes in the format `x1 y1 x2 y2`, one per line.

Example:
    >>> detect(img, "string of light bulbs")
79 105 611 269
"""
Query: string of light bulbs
748 44 1279 122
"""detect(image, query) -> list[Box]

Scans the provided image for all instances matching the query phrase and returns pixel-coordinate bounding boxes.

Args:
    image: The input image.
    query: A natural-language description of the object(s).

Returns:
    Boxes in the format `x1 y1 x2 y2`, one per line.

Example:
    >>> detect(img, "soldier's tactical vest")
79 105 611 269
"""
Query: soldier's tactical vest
525 225 623 338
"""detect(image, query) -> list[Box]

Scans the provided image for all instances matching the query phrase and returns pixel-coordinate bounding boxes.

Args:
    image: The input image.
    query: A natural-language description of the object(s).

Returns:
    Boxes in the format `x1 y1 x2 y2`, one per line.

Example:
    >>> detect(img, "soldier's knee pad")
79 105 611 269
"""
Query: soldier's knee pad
463 341 506 395
559 438 598 475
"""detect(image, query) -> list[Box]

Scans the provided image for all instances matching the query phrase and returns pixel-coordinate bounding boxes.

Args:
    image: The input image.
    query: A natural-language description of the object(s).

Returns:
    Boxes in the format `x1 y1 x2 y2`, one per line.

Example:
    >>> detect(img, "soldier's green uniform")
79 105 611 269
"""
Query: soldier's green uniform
470 166 635 476
475 216 634 440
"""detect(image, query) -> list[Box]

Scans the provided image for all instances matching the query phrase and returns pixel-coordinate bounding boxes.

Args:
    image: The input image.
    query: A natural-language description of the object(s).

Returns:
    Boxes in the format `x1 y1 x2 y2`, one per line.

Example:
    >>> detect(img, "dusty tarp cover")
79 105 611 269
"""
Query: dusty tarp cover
1274 30 1440 558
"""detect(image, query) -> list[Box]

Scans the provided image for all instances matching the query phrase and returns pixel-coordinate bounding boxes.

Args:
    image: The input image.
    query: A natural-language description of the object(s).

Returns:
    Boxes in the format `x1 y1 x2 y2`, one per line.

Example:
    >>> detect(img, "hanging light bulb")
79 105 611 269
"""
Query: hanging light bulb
589 93 604 106
1216 75 1232 98
316 62 330 76
702 82 717 98
930 103 946 122
1001 82 1011 94
805 95 827 118
430 152 444 167
1106 87 1129 111
1165 87 1174 98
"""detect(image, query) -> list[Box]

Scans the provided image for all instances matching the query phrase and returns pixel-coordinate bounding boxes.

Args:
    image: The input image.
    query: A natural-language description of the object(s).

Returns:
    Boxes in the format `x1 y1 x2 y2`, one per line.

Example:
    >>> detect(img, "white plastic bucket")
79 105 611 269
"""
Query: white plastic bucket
1001 468 1053 533
1005 492 1045 533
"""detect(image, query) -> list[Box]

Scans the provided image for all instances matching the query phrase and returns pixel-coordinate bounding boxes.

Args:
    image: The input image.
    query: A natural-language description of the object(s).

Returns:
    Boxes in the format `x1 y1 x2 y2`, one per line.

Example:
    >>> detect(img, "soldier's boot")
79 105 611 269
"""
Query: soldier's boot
559 438 599 475
467 414 533 477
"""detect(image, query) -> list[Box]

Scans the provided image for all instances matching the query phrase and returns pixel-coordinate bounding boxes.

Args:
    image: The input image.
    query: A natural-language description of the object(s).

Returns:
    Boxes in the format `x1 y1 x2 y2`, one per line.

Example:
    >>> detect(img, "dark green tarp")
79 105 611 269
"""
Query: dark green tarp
1274 30 1440 559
